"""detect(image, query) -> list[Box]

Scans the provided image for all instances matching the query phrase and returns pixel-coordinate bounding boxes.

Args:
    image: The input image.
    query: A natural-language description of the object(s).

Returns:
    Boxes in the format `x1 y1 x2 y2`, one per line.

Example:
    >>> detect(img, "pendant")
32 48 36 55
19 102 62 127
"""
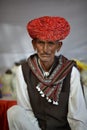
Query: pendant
44 72 49 77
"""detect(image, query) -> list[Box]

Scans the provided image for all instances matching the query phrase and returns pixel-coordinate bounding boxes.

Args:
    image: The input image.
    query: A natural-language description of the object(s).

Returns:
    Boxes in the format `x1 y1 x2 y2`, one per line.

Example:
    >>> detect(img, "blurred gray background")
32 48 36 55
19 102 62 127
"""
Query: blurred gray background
0 0 87 73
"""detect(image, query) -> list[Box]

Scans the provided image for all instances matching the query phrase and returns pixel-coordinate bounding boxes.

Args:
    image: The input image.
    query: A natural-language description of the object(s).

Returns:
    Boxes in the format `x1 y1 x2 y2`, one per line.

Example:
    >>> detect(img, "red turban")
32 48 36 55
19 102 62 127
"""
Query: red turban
27 16 70 41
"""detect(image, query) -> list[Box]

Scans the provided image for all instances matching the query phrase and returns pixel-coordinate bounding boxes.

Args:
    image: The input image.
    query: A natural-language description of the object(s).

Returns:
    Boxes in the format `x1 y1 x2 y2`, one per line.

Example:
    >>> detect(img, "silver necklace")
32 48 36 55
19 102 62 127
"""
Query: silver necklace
38 58 53 78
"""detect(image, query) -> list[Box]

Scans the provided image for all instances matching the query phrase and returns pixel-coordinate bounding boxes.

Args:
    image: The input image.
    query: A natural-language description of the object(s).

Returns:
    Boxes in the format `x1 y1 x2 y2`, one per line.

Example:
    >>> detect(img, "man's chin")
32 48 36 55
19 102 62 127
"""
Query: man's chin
38 54 52 62
40 58 51 62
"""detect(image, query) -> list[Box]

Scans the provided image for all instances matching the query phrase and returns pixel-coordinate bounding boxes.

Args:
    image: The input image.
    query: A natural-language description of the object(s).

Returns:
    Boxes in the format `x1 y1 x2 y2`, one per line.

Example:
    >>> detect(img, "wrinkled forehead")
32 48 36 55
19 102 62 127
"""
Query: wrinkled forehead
34 38 60 43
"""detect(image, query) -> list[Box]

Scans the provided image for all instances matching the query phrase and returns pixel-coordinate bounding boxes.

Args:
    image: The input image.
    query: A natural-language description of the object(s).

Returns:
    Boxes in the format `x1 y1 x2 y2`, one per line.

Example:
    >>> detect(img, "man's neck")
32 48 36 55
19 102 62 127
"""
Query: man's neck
39 59 54 72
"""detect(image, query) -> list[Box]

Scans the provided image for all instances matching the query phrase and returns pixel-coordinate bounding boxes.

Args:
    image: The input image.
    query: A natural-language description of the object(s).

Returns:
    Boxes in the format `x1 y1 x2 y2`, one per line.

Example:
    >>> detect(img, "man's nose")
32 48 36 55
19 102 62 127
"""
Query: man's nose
43 43 49 52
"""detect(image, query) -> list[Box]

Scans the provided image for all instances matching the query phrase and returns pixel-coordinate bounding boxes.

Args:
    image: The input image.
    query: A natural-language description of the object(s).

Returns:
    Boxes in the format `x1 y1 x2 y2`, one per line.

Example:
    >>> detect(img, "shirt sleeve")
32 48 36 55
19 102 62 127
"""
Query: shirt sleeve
67 66 87 130
15 65 32 110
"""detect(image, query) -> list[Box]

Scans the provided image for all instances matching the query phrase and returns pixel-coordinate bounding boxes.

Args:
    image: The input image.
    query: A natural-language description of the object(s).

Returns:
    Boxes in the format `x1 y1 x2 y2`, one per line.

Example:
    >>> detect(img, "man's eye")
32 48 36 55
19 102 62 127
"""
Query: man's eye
48 42 55 45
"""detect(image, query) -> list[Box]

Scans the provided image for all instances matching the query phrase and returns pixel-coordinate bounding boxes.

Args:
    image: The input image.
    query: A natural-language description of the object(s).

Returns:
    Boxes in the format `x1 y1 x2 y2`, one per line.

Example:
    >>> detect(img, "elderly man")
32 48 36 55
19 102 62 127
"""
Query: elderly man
7 16 87 130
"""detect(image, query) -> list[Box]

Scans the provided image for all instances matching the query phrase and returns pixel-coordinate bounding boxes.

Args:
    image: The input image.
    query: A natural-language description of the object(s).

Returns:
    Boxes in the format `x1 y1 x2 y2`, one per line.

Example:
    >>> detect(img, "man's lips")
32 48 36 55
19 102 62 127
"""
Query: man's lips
41 55 51 58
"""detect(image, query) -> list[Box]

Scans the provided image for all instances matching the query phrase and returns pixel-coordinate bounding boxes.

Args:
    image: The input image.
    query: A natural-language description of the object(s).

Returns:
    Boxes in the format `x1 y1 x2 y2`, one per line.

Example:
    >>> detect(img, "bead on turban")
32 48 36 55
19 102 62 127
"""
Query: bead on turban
27 16 70 41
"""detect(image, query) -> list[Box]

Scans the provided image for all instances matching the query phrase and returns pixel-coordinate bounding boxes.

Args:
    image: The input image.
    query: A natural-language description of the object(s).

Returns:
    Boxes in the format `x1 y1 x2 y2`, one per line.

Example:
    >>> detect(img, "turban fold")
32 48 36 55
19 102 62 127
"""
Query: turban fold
27 16 70 41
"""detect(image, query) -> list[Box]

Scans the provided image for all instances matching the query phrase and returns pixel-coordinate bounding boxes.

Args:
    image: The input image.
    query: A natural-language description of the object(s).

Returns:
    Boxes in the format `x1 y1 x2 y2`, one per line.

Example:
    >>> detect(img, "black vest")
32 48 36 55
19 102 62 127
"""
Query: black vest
22 60 72 130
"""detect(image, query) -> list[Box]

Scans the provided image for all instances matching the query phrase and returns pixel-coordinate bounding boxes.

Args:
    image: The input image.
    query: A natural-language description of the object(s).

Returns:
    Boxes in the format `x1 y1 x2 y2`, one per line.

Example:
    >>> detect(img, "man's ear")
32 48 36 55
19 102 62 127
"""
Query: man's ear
57 41 63 52
32 39 36 50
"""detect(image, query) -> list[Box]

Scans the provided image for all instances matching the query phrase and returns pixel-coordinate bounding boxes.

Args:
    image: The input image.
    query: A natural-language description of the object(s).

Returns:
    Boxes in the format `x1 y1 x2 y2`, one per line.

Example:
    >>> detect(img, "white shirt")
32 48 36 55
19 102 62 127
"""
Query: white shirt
15 65 87 130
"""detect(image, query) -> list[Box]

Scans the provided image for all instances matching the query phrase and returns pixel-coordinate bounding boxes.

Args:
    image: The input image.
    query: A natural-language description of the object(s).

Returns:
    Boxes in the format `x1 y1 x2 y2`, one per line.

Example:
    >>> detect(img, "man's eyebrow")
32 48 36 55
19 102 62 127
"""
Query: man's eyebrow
37 40 45 43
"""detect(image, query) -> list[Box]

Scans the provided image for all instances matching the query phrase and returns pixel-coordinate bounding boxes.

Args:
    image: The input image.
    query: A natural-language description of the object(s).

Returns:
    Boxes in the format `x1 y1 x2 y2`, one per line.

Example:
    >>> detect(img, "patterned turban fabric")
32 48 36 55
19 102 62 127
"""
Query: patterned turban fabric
27 16 70 41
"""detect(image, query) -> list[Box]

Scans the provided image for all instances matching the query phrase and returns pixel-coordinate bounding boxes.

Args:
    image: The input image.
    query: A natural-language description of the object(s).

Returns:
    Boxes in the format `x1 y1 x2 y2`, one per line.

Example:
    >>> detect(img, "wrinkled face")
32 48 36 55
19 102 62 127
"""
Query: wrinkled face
32 39 62 63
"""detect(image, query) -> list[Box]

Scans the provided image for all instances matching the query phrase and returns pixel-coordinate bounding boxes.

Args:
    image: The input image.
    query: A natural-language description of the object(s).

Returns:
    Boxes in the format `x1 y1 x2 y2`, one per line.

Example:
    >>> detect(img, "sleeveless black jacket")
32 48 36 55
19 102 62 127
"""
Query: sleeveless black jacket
22 58 73 130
